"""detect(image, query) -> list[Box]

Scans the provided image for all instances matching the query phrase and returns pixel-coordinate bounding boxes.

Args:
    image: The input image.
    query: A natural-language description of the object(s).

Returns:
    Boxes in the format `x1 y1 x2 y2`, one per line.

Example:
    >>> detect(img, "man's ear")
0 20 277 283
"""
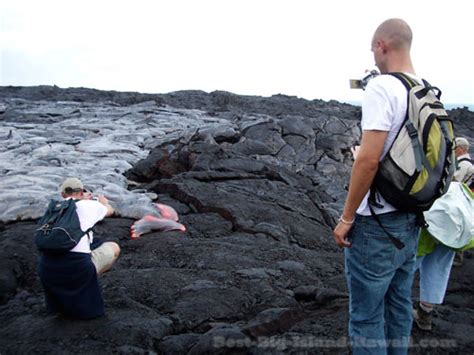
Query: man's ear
378 40 388 54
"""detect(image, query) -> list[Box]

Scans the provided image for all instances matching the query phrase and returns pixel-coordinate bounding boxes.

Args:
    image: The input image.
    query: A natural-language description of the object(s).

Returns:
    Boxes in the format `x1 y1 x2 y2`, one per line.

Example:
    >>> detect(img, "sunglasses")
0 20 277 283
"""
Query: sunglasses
64 187 91 193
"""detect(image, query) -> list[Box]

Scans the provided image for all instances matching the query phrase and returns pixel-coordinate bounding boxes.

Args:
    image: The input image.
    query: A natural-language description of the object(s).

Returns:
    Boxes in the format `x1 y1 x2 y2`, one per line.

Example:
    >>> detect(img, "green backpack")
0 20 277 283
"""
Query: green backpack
369 72 456 248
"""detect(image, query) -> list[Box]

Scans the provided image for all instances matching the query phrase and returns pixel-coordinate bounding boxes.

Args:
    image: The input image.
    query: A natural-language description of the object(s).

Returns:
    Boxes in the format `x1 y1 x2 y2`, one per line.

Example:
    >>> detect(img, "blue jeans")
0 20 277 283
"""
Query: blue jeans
345 211 419 355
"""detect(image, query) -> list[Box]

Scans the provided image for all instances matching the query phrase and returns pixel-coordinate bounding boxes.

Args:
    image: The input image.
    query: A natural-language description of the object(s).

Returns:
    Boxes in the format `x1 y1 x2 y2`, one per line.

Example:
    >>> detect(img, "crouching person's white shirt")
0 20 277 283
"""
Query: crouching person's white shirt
69 199 108 253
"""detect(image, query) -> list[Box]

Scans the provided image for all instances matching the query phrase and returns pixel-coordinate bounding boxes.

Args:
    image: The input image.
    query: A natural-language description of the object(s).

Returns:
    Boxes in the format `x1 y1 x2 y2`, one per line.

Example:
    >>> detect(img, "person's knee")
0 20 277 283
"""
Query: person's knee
108 242 121 259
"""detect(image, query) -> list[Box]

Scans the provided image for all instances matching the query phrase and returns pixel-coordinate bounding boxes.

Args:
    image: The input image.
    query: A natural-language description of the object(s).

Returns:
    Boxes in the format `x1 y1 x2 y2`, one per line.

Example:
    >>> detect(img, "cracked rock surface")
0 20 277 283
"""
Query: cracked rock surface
0 86 473 354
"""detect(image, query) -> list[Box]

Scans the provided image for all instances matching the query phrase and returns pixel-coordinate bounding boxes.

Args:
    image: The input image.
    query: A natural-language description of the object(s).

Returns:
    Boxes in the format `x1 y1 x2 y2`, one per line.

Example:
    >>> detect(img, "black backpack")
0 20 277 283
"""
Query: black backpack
35 199 89 254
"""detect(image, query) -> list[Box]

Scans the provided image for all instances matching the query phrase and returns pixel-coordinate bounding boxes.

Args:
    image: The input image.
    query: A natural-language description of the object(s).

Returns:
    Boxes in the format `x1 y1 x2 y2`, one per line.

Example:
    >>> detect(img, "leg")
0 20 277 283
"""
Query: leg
345 215 398 355
91 242 120 275
419 244 455 304
413 243 455 330
383 213 419 355
385 241 418 353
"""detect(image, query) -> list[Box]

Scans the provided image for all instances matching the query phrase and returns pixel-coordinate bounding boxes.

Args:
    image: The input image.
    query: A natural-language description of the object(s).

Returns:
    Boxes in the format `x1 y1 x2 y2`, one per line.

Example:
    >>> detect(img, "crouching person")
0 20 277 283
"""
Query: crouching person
37 177 120 319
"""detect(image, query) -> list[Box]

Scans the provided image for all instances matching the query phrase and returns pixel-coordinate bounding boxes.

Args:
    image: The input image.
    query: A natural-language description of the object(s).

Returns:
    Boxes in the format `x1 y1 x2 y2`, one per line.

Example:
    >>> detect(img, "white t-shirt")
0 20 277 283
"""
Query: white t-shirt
356 73 420 216
69 199 108 253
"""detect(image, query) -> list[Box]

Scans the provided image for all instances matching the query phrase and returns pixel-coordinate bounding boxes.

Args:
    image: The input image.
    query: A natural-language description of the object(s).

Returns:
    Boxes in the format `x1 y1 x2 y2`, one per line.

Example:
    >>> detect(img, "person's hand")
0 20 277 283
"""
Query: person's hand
97 194 115 217
333 221 353 248
351 145 360 160
97 194 109 205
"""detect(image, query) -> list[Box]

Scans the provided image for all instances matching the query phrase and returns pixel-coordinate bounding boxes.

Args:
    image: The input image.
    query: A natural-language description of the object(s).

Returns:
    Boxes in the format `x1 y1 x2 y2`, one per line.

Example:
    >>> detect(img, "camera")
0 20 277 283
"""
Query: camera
349 69 380 90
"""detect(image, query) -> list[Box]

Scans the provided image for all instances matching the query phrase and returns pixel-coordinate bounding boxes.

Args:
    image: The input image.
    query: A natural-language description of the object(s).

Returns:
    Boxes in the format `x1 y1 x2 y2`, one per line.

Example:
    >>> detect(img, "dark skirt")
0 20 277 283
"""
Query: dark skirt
38 252 104 319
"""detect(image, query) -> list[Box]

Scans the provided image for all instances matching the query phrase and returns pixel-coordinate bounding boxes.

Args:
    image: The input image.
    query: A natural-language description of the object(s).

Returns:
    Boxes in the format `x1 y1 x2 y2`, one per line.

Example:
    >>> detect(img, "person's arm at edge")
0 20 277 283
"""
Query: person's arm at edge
333 130 388 247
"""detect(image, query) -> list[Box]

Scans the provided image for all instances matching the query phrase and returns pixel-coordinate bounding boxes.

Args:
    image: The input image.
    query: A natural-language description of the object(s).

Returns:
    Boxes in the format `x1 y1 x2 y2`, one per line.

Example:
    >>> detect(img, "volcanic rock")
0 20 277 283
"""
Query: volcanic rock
0 86 473 354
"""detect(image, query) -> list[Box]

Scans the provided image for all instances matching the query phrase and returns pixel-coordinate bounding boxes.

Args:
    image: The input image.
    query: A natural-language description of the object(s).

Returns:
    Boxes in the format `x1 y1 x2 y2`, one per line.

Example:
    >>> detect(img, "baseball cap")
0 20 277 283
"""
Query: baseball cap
60 177 84 194
455 137 469 149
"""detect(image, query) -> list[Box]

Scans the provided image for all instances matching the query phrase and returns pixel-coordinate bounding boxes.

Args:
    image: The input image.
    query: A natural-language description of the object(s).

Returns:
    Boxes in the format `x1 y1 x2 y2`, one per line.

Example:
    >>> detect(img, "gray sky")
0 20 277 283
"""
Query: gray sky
1 0 473 105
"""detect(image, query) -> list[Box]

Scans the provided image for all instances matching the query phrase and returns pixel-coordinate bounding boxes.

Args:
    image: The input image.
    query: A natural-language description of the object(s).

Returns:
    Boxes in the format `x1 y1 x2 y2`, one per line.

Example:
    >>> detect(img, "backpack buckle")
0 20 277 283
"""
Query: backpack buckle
405 122 418 138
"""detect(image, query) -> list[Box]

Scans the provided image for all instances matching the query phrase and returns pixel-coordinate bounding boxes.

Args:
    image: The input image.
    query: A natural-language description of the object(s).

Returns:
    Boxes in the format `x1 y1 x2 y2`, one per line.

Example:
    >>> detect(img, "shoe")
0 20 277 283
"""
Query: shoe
452 260 462 267
413 303 432 331
453 251 464 267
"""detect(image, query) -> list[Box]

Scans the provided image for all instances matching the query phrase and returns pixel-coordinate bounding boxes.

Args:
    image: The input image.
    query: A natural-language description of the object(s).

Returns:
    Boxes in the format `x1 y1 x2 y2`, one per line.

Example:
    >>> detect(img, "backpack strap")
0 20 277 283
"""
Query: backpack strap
390 72 442 99
458 157 472 164
368 189 406 250
389 72 417 90
368 201 430 250
389 72 442 98
405 121 424 173
368 203 405 250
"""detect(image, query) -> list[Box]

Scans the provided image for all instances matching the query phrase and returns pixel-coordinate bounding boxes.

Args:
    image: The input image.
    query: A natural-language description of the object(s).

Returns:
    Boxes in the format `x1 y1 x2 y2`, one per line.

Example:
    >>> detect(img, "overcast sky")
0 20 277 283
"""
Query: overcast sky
1 0 473 105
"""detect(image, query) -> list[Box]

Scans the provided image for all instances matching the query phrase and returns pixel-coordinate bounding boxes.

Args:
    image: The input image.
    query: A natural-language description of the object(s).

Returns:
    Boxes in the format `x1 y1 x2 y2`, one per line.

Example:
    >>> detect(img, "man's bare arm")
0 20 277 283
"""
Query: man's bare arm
333 130 388 247
98 195 115 217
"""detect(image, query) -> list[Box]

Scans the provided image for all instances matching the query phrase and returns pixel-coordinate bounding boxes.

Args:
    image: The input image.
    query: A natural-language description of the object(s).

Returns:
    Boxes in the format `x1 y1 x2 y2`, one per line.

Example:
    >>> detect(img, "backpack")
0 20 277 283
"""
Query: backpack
369 72 456 248
35 199 89 254
457 158 474 190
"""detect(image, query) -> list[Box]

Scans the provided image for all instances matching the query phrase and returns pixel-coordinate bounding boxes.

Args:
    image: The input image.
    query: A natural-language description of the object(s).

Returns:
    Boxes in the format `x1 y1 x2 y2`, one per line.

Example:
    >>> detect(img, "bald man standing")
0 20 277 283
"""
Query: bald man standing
333 19 421 354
